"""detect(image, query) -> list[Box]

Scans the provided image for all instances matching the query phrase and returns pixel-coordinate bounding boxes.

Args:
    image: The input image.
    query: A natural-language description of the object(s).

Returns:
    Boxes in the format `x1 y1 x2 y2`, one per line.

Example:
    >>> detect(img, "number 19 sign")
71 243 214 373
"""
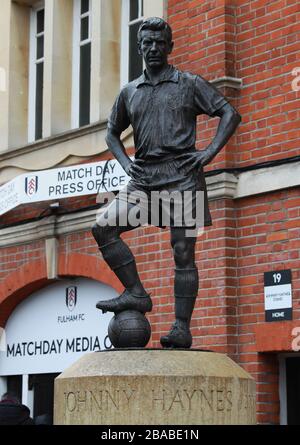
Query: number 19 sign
264 270 292 322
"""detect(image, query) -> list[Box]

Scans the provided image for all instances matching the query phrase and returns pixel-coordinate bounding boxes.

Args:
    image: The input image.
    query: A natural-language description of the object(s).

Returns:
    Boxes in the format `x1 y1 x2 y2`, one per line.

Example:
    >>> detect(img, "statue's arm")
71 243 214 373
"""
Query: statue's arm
181 75 241 171
203 103 241 165
106 88 143 178
106 127 144 178
181 102 241 171
105 128 133 174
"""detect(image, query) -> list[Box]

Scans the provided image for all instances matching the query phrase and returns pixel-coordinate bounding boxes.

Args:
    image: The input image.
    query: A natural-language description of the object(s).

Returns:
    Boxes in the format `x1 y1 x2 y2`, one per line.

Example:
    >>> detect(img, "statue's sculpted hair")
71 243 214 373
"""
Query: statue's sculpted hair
137 17 172 45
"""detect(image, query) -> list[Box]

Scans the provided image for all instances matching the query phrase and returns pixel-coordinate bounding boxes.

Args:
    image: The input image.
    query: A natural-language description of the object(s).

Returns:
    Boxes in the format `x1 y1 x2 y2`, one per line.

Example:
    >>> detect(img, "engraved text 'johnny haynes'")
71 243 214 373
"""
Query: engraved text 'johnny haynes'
63 386 255 414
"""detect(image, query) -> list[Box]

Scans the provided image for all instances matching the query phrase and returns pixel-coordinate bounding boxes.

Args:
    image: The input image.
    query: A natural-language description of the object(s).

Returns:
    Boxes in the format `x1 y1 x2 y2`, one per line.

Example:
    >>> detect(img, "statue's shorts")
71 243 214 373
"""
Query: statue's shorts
103 157 212 230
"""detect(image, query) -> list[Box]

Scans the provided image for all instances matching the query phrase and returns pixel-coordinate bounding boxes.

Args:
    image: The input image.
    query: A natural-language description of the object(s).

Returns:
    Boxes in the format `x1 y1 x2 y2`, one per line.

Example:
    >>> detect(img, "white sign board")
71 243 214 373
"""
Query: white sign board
264 270 292 321
0 159 130 216
0 278 116 376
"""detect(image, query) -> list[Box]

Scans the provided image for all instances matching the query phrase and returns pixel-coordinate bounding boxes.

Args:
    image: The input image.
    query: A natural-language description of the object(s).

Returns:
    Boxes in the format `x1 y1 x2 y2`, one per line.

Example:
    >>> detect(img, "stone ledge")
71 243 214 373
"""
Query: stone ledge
234 161 300 199
211 76 243 90
0 210 97 247
206 172 238 200
0 124 133 184
0 121 107 161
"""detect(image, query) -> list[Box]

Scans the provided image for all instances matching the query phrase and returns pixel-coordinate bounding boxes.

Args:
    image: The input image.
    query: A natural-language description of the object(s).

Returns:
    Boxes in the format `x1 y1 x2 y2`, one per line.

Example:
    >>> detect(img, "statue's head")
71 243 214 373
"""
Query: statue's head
137 17 174 69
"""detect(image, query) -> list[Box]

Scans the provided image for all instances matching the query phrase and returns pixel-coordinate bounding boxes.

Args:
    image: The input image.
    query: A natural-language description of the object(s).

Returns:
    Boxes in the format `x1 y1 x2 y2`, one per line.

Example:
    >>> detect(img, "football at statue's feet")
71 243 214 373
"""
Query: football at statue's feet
108 310 151 348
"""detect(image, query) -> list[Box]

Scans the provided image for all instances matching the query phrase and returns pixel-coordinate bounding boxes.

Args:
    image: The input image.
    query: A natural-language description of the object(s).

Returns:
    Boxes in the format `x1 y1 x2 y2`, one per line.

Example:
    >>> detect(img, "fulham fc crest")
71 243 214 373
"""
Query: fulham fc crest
25 175 38 196
66 286 77 312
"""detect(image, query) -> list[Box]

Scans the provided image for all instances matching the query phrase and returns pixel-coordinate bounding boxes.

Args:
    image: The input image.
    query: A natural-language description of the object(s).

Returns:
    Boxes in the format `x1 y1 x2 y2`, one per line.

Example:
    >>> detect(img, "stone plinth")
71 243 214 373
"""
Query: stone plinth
54 349 256 425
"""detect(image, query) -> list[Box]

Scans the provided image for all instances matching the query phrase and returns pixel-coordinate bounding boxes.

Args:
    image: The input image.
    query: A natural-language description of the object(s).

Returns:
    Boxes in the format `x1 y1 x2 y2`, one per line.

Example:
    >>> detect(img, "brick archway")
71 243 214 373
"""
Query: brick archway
0 253 123 326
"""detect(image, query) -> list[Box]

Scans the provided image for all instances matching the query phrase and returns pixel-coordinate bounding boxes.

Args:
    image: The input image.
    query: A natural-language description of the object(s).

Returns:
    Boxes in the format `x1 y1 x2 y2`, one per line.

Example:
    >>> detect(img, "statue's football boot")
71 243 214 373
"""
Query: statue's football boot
160 320 192 349
96 289 152 314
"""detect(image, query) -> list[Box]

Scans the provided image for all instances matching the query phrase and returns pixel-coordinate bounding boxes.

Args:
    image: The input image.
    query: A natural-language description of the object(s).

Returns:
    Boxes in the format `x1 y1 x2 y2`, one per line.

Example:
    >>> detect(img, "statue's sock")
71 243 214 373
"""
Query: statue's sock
99 238 146 296
174 268 199 326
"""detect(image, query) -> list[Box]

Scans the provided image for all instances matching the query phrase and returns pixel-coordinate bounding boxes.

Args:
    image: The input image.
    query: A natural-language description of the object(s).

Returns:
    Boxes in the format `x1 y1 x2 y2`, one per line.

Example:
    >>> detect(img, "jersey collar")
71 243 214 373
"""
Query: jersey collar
136 65 179 88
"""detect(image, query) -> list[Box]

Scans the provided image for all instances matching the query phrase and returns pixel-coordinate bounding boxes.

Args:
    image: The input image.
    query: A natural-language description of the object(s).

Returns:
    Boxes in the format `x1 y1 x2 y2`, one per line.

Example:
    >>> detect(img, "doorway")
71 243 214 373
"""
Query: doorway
286 357 300 425
3 373 59 424
30 373 59 424
6 375 22 401
279 354 300 425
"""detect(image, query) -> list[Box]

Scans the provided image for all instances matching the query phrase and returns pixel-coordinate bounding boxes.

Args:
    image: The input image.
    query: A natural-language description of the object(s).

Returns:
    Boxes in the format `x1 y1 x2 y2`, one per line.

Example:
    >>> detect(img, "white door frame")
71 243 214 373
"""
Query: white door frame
0 377 7 398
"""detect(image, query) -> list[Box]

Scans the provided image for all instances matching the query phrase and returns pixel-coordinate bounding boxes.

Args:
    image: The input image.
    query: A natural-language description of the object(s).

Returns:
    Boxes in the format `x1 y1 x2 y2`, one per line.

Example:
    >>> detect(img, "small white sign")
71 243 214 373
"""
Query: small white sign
264 284 292 310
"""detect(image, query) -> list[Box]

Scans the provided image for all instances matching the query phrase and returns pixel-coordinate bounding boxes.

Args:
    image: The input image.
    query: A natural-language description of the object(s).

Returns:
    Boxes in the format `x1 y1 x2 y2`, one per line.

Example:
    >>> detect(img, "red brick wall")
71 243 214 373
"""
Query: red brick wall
1 0 300 425
168 0 240 170
235 188 300 423
236 0 300 164
166 0 300 423
168 0 300 167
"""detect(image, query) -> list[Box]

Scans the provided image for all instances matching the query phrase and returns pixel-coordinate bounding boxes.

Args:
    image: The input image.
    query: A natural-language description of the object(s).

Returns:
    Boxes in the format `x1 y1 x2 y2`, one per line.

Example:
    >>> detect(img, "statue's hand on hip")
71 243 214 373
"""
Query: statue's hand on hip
125 162 145 181
180 149 214 173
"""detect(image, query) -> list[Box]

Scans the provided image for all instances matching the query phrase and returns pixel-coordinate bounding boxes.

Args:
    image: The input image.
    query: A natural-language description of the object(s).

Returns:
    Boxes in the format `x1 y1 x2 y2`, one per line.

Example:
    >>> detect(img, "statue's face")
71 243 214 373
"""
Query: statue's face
139 30 173 69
